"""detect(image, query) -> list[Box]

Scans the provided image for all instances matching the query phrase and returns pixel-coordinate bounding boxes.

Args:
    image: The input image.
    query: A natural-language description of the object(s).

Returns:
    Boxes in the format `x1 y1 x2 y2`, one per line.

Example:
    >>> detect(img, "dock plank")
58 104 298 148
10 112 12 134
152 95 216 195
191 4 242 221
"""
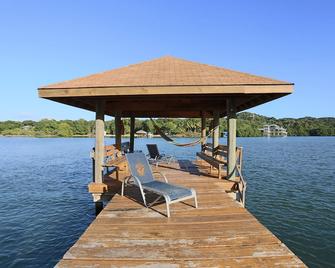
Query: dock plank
56 160 306 267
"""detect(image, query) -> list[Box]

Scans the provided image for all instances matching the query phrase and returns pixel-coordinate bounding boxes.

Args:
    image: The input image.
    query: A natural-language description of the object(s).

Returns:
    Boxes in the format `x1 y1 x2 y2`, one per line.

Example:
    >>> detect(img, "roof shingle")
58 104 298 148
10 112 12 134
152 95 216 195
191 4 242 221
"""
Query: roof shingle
41 56 291 89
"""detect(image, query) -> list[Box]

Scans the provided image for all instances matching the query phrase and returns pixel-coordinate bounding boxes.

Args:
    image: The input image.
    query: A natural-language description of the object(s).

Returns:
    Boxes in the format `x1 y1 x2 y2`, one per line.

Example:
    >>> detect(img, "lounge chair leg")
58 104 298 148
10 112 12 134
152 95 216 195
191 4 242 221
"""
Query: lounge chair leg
166 202 170 217
163 194 171 217
121 176 130 196
191 189 198 208
121 181 125 196
139 187 147 207
194 194 198 208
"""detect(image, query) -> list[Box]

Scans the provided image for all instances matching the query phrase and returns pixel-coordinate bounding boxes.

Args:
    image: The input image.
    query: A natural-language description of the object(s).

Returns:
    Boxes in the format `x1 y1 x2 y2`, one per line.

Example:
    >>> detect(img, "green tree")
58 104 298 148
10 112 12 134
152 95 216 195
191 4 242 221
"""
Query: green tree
0 121 22 132
71 119 90 135
57 123 73 137
0 112 334 137
34 119 59 135
142 120 154 133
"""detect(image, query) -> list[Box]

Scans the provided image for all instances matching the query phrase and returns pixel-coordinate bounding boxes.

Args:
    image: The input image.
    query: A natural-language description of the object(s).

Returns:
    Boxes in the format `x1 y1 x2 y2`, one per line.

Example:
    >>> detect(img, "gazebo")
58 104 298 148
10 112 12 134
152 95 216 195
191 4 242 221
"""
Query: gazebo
37 56 308 267
38 56 293 207
135 129 148 137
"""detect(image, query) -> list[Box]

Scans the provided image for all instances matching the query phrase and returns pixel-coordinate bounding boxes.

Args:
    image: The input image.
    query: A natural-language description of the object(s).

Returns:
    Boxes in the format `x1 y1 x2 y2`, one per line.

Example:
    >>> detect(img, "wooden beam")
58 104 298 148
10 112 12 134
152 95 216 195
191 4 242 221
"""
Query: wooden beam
38 84 294 98
94 100 105 184
43 92 291 118
106 100 227 112
115 114 122 150
236 93 287 112
130 116 135 153
110 111 214 118
212 111 220 157
43 91 291 119
227 98 237 180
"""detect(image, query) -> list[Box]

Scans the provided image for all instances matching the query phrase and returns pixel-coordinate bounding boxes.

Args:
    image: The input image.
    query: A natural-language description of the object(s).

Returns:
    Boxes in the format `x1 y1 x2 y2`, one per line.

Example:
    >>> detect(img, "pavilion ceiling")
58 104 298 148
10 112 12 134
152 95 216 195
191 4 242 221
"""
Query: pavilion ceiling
46 93 288 118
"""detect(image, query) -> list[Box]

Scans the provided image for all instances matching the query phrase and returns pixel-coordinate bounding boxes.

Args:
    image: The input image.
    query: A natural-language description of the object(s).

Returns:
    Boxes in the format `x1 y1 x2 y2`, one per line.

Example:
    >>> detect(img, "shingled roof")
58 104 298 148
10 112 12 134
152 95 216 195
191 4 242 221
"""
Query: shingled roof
38 56 293 117
40 56 291 89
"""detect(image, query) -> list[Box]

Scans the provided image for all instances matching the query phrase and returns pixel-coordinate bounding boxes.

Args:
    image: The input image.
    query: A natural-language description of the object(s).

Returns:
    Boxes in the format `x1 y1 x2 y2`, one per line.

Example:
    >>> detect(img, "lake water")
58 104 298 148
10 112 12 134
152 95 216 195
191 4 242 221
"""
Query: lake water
0 137 334 267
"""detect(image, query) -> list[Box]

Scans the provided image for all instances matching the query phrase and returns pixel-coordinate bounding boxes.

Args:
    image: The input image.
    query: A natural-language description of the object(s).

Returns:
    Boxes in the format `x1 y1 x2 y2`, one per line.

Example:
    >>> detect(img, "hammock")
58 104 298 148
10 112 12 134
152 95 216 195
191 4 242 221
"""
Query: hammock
150 118 214 147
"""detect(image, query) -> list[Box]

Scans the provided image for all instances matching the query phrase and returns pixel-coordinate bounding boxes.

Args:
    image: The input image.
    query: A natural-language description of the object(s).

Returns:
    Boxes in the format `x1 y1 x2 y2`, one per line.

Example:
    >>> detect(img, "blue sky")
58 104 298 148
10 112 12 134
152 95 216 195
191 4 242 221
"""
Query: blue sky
0 0 334 120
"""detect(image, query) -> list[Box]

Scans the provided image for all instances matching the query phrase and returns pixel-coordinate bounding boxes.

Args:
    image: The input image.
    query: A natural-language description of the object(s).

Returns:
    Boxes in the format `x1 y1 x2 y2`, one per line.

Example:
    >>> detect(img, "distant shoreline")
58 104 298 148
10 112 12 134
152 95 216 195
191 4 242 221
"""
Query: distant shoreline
1 134 334 138
1 112 334 137
0 134 197 138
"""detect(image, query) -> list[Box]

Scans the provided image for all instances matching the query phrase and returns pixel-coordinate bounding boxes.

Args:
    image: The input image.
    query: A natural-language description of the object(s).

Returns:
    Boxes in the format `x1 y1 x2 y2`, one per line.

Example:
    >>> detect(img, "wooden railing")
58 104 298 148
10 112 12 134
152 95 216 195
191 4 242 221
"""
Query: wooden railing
236 164 247 207
200 143 246 207
201 143 243 170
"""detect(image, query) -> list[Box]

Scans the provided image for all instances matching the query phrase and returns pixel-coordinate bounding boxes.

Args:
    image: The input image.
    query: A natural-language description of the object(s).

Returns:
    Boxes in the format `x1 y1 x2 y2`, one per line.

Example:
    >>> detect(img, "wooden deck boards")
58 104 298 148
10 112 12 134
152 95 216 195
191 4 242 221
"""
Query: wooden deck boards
56 160 306 267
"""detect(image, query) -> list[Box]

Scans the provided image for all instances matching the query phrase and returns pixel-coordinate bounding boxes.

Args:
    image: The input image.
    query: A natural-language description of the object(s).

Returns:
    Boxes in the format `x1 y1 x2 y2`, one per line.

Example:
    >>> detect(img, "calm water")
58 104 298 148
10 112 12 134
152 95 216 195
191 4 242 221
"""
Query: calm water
0 137 334 267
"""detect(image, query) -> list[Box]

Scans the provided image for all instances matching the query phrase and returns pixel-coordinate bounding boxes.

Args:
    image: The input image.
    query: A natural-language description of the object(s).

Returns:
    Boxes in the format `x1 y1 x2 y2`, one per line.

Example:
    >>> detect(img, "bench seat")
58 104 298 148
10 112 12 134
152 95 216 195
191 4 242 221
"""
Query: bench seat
196 144 243 180
196 151 226 179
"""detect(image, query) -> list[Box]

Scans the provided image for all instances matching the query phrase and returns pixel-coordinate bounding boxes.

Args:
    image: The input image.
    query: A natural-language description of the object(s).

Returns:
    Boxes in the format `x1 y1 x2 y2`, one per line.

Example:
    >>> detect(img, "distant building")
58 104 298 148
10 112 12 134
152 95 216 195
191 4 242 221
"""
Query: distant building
260 124 287 137
135 130 147 137
22 125 32 130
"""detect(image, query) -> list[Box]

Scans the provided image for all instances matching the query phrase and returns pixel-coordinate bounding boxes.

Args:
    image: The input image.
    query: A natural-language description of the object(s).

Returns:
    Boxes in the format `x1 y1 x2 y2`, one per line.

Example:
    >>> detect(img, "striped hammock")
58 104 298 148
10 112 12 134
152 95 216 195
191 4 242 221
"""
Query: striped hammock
150 118 214 147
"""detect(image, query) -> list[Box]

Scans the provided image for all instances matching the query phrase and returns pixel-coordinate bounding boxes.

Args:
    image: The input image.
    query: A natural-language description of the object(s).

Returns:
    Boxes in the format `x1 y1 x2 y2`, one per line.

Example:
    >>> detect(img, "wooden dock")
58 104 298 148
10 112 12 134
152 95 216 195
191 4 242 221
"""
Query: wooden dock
57 160 306 267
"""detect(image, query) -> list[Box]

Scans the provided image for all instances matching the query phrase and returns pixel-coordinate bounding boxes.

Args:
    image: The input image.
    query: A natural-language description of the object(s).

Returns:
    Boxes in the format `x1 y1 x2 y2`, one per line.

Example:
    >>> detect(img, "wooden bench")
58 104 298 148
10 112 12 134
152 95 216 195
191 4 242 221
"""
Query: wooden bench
104 142 131 177
196 143 242 180
103 146 123 180
92 142 130 181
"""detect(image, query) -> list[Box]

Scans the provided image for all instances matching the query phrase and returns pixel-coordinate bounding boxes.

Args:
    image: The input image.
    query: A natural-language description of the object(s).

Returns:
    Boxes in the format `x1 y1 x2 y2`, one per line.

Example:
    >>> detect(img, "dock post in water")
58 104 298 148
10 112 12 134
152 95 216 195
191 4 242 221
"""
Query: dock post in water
227 97 237 181
93 100 105 214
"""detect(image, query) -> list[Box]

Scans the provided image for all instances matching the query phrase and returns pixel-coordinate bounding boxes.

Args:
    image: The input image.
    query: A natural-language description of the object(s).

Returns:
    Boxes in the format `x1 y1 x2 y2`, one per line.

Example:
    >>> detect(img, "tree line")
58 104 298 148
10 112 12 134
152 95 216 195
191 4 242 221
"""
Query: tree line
0 112 334 137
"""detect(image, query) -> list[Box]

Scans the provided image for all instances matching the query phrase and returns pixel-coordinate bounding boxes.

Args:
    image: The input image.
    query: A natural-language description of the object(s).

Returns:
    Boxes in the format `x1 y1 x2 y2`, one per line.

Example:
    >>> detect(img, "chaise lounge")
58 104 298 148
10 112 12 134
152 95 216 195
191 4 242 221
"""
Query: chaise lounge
122 152 197 217
146 144 175 167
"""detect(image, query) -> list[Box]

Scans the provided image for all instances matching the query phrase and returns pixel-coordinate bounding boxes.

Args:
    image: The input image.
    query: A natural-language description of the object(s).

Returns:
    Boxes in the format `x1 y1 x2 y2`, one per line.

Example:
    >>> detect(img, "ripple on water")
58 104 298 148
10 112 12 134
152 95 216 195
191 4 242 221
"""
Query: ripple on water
0 137 334 267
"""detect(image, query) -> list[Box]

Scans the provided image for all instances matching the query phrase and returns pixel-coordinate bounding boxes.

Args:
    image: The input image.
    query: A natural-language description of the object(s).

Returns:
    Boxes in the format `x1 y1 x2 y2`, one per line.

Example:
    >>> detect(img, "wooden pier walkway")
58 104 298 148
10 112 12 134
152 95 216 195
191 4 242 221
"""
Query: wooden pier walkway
57 160 306 267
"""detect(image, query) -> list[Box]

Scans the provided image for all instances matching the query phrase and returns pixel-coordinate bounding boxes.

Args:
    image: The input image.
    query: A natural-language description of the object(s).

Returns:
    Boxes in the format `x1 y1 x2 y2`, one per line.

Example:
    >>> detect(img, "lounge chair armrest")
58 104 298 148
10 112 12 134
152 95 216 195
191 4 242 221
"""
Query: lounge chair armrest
125 175 148 207
127 175 144 187
152 171 168 183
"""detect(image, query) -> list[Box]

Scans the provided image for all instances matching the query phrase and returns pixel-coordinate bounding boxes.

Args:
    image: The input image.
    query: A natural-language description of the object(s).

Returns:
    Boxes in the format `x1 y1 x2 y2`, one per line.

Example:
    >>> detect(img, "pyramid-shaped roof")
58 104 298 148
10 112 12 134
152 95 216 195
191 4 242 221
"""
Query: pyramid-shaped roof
38 56 293 117
41 56 291 89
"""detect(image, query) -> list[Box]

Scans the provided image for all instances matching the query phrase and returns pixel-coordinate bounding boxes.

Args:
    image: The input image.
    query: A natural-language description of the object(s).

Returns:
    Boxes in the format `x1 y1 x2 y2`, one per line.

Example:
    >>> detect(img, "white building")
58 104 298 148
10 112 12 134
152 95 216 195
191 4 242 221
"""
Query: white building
260 124 287 137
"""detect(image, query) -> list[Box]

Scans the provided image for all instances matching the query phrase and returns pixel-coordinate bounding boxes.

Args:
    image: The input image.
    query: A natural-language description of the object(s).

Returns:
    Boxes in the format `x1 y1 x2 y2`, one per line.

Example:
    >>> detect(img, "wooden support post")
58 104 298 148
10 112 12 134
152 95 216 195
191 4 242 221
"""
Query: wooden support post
201 114 206 152
130 116 135 153
94 100 105 184
212 111 220 157
227 98 237 180
95 201 103 216
92 154 95 182
115 114 122 150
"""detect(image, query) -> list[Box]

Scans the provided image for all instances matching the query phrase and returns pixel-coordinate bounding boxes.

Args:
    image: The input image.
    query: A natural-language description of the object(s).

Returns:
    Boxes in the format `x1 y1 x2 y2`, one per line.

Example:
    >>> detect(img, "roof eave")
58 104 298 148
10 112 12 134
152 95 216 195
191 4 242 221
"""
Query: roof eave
38 84 294 99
